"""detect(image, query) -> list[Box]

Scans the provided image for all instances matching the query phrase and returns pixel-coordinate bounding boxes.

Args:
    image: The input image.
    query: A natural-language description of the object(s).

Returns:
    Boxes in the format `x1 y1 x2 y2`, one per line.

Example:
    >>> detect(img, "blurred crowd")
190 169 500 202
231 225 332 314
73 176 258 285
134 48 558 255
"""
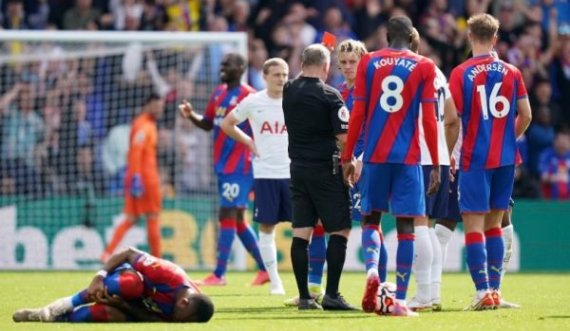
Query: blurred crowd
0 0 569 200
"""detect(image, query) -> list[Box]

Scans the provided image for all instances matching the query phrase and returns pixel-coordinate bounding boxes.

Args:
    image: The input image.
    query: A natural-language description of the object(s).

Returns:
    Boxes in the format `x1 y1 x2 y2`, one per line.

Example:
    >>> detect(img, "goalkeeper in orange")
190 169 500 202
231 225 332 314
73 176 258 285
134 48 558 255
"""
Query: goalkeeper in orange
101 94 164 261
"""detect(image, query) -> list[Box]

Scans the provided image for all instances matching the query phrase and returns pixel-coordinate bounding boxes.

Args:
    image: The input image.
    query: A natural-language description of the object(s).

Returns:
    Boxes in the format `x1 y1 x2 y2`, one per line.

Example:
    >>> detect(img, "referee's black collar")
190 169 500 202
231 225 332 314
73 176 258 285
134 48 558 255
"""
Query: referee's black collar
299 76 321 82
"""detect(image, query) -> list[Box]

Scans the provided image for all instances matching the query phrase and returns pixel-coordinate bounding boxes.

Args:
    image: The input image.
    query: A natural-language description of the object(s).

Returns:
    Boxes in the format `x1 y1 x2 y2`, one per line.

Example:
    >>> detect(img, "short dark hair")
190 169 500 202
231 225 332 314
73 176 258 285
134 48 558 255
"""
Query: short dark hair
225 53 247 68
387 16 414 45
191 294 214 323
144 93 161 105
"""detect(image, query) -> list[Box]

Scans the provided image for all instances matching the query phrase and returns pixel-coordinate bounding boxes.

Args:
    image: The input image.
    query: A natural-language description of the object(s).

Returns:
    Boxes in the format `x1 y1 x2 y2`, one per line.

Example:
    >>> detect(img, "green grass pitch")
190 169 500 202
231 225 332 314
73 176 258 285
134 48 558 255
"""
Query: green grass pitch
2 272 569 330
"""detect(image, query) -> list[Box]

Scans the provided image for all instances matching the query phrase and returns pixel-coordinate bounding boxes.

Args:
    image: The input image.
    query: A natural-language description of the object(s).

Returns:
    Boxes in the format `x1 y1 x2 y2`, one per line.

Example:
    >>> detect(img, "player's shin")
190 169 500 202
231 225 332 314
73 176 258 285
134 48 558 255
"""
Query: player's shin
485 227 504 291
413 224 432 304
395 233 415 302
429 227 443 306
236 220 266 272
361 224 381 277
501 224 514 279
213 218 237 278
259 229 284 294
378 230 388 283
308 224 327 289
291 237 311 300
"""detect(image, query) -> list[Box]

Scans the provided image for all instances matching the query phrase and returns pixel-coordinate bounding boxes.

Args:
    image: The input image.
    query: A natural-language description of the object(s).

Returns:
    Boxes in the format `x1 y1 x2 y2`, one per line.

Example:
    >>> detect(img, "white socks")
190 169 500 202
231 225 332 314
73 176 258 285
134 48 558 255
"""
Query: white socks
414 226 432 302
502 224 514 278
429 228 442 302
258 231 283 293
434 224 453 267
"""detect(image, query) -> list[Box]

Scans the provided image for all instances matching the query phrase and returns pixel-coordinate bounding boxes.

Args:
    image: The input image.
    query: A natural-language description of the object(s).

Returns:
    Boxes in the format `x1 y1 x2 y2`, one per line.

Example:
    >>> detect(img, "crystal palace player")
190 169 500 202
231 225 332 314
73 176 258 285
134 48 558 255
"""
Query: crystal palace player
342 16 441 317
13 247 214 323
179 53 268 286
448 13 532 310
337 39 390 291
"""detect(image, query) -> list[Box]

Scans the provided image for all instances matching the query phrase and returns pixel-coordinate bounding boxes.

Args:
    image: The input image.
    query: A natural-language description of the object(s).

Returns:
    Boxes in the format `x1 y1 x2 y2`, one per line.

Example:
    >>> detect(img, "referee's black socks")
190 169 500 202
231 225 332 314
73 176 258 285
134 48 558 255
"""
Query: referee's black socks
325 235 348 298
291 237 311 299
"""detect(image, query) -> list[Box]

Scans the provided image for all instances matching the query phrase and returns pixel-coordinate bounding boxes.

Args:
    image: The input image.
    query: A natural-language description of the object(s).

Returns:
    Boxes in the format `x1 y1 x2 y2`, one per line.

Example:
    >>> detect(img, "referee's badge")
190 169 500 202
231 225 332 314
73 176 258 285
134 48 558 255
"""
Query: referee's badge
338 106 350 123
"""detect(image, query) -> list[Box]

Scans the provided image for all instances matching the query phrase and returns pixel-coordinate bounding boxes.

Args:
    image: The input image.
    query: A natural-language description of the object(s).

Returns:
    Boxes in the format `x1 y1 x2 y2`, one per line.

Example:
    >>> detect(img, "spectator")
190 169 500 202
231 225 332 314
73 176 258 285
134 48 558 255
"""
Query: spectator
163 0 205 32
419 0 464 73
63 0 112 30
552 38 570 126
527 105 556 175
248 39 268 89
175 115 211 194
530 78 562 125
2 0 28 29
0 82 44 195
282 3 317 48
539 131 570 199
351 0 388 46
110 0 143 31
102 122 130 195
139 0 167 31
228 0 249 32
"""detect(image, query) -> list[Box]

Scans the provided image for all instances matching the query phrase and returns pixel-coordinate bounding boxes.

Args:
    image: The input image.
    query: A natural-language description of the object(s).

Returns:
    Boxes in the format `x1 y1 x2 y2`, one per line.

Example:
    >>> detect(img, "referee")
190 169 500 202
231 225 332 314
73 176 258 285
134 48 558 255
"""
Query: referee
283 44 354 311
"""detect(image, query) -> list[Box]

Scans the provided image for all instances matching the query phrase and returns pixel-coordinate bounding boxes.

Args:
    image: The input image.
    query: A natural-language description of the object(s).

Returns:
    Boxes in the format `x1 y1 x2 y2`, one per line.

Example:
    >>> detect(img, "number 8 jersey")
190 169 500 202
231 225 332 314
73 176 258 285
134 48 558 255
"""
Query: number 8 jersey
346 48 439 165
449 54 527 171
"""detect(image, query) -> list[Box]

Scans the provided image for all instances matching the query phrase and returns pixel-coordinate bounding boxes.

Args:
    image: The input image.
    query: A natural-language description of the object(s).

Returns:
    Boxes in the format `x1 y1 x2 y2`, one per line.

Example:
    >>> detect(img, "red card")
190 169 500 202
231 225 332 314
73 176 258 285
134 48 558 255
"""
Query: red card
322 31 336 49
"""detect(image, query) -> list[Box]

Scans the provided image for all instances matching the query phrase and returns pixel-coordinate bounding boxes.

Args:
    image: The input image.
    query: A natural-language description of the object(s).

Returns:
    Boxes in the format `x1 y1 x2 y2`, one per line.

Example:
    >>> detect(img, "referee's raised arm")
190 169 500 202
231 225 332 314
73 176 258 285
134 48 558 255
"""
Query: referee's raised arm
282 44 355 311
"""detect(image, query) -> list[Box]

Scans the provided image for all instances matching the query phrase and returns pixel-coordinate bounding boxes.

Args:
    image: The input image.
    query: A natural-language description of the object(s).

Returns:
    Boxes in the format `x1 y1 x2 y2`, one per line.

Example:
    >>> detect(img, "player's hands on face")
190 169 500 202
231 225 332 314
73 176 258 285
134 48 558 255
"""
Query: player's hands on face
427 166 441 196
342 160 356 188
96 288 127 308
178 99 193 119
87 275 105 301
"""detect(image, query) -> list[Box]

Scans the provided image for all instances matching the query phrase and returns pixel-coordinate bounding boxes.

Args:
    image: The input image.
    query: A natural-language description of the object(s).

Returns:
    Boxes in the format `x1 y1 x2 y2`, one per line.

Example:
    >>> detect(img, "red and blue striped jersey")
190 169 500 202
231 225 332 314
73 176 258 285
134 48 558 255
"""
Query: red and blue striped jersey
343 48 439 165
203 84 256 175
132 254 200 321
338 81 364 158
449 54 527 171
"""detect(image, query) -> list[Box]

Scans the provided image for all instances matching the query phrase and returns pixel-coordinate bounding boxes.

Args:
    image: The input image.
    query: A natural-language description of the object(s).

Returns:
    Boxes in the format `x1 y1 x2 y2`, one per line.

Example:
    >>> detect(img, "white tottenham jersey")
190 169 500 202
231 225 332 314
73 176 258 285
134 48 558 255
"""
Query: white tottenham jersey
419 67 451 166
231 89 290 178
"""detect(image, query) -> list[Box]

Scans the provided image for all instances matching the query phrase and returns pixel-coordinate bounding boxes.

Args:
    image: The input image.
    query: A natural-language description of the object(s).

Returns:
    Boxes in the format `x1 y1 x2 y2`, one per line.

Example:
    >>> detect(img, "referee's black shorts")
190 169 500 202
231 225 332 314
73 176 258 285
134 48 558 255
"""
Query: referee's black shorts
290 163 351 233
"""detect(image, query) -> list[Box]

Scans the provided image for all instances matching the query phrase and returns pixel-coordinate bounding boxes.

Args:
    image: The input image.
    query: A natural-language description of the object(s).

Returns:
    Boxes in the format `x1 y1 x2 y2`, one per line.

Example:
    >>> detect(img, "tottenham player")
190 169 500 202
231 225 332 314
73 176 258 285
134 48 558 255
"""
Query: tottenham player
408 28 460 311
221 58 290 295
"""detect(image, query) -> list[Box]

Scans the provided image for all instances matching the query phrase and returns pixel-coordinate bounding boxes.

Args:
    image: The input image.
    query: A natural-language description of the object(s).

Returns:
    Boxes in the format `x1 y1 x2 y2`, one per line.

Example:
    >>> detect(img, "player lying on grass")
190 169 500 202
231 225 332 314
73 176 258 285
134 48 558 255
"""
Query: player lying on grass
12 247 214 323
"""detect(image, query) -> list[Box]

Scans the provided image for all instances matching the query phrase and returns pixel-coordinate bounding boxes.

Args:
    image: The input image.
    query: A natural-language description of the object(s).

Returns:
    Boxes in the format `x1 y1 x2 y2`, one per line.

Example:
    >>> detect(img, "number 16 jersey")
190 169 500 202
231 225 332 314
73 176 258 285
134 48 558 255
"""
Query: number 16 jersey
449 54 527 171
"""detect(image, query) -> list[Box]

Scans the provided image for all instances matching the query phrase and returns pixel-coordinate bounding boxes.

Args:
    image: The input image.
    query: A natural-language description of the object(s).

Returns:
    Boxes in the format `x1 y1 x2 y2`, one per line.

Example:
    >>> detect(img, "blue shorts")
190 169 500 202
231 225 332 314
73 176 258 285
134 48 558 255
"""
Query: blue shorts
422 165 450 219
350 182 362 223
459 166 515 213
446 170 462 222
359 163 425 217
217 173 254 208
254 178 292 224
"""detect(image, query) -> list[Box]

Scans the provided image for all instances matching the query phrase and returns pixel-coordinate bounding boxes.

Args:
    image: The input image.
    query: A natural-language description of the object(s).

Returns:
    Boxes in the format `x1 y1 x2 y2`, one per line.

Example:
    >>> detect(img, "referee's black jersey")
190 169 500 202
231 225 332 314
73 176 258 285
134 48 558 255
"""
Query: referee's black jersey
283 76 349 166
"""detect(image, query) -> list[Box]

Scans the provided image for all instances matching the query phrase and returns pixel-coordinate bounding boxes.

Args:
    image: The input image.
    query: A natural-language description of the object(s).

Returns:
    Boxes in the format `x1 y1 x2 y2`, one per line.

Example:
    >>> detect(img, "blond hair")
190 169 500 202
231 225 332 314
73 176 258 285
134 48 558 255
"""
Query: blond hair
337 39 367 58
467 13 500 43
262 57 289 75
